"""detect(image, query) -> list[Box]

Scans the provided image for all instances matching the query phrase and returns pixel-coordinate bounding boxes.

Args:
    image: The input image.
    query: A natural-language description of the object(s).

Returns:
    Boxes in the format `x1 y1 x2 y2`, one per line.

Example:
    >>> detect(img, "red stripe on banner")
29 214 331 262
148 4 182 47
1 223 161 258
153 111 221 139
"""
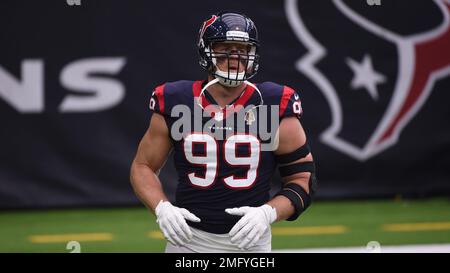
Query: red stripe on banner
377 3 450 144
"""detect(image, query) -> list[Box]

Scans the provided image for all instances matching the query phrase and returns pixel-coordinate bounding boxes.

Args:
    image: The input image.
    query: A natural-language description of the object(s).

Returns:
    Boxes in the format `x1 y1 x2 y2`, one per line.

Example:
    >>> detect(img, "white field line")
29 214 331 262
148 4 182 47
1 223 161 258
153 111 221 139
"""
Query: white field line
273 243 450 253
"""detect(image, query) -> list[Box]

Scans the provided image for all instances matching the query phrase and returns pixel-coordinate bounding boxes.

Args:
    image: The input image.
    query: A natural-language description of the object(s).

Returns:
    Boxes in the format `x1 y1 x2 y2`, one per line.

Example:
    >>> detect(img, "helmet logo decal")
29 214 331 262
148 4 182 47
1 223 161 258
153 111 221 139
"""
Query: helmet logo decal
199 15 218 44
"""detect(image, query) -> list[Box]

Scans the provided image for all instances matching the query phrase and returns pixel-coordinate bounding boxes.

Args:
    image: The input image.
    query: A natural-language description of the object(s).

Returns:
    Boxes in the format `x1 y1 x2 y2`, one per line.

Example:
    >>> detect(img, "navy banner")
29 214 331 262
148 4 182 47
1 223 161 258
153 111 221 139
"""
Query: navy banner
1 0 449 208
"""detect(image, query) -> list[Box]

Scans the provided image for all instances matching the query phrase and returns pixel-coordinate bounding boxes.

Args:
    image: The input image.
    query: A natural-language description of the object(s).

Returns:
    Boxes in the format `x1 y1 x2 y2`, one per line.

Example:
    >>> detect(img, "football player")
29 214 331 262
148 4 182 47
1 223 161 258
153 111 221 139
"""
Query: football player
130 12 317 252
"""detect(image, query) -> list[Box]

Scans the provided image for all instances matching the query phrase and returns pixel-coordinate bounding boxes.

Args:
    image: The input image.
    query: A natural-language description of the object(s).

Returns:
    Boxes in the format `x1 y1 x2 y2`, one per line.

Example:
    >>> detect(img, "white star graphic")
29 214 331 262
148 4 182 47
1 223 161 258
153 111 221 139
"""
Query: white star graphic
346 54 386 100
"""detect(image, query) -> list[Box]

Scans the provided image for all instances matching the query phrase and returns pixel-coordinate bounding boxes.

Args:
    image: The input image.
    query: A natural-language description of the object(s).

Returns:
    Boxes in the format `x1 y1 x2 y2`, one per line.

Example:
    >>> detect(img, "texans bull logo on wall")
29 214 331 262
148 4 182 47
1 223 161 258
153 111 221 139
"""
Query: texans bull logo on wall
286 0 450 161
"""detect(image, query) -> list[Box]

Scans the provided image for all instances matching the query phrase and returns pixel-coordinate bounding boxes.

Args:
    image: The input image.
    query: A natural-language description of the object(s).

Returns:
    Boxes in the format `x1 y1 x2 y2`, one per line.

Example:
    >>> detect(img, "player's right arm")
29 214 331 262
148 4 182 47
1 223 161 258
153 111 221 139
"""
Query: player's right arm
130 112 172 212
130 87 200 246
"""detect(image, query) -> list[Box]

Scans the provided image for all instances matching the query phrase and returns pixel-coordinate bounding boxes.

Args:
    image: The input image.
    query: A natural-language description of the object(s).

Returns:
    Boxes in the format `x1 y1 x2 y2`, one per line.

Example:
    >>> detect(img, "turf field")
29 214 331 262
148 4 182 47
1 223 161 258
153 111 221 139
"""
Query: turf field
1 198 449 253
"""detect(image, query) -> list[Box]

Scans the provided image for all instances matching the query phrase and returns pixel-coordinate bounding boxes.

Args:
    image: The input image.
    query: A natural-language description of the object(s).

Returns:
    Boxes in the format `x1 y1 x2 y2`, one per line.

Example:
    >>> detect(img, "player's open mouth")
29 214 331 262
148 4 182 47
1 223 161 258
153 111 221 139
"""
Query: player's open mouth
228 64 244 71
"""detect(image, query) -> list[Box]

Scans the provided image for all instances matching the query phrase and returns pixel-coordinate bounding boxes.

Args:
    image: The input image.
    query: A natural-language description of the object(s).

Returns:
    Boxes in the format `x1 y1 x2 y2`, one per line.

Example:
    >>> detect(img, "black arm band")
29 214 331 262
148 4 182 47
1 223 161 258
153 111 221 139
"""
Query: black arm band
275 143 310 164
279 161 315 177
275 183 311 221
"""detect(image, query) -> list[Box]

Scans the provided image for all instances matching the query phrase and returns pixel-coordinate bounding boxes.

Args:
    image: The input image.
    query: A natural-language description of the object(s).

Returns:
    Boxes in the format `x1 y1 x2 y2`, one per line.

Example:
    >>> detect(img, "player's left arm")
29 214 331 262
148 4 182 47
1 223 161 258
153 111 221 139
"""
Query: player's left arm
268 116 315 221
225 117 316 249
225 88 317 249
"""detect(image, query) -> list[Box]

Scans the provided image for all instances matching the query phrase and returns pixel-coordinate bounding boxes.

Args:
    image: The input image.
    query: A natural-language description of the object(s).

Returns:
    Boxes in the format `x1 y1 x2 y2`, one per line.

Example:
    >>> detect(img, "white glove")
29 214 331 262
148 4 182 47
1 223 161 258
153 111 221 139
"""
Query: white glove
225 204 277 250
155 200 201 246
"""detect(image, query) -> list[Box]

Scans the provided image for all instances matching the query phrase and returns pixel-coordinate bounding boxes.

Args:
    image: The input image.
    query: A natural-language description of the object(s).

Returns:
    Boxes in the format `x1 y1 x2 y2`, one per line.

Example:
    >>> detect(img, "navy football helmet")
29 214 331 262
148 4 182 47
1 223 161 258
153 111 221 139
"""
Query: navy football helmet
197 12 260 87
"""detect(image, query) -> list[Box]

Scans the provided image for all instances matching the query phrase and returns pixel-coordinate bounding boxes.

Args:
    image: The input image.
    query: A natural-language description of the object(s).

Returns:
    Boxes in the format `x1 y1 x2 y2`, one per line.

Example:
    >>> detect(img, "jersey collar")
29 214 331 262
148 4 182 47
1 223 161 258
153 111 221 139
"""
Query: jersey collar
192 80 256 120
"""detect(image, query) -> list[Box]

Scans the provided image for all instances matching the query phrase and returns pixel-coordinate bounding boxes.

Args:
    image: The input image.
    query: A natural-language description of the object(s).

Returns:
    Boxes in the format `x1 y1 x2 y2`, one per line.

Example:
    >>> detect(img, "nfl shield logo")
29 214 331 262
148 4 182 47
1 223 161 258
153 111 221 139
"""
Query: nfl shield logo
245 110 256 125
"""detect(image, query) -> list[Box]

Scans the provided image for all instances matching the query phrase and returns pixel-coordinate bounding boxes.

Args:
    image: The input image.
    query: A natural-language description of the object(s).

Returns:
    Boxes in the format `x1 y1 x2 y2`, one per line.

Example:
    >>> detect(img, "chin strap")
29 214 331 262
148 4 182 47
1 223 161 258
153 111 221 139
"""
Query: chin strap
244 80 264 106
197 79 264 111
197 78 219 110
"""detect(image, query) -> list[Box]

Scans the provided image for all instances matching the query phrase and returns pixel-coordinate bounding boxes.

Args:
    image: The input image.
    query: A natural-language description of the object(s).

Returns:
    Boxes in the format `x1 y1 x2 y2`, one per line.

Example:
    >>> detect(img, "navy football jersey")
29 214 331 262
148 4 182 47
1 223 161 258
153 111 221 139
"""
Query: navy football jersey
149 80 302 234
